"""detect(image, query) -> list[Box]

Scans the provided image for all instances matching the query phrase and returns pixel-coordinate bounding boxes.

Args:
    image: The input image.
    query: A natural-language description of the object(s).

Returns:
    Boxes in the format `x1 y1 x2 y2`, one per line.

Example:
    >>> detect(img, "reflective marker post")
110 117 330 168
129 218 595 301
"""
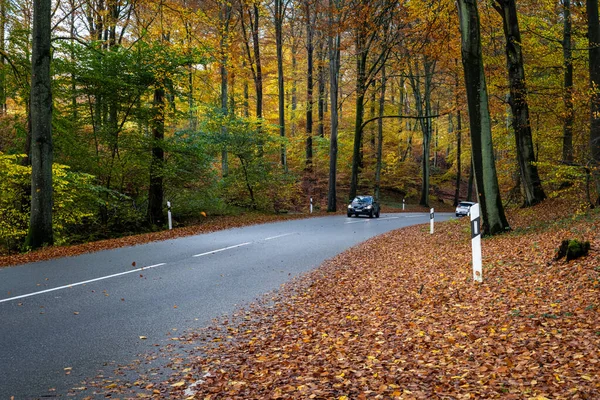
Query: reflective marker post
310 197 313 214
430 208 434 234
470 203 482 282
167 201 172 230
403 199 405 211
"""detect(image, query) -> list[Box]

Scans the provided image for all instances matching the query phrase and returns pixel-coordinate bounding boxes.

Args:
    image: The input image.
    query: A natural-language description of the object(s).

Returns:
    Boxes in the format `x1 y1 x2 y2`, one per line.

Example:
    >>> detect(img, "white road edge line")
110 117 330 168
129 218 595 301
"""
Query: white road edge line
192 242 251 258
264 233 294 241
0 263 167 304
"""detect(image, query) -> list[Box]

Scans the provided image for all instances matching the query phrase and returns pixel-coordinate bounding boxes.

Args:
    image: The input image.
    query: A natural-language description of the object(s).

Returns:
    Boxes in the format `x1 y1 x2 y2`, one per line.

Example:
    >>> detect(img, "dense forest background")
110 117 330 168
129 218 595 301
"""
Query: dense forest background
1 0 599 253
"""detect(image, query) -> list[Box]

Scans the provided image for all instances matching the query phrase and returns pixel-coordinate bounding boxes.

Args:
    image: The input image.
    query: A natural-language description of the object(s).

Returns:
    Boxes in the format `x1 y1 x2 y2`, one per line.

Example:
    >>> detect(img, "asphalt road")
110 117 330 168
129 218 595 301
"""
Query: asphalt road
0 212 452 399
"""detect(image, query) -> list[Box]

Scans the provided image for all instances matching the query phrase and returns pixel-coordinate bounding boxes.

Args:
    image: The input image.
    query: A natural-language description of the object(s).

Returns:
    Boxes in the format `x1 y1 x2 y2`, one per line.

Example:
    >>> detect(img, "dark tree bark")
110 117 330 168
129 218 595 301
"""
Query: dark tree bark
317 30 326 138
275 0 287 170
457 0 510 235
587 0 600 203
26 0 54 249
327 0 341 212
305 0 314 168
408 58 435 208
494 0 546 207
349 27 368 201
563 0 574 163
147 87 165 225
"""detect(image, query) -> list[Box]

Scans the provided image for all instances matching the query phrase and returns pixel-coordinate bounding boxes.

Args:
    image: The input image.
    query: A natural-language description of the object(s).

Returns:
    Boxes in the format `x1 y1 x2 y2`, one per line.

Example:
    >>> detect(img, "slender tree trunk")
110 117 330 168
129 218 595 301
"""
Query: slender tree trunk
220 2 231 177
252 4 263 119
317 33 326 138
305 1 314 168
26 0 53 249
147 87 165 225
587 0 600 203
327 0 341 212
563 0 574 163
494 0 546 207
453 110 462 206
275 0 286 170
349 30 367 201
374 66 386 202
291 28 298 137
457 0 510 235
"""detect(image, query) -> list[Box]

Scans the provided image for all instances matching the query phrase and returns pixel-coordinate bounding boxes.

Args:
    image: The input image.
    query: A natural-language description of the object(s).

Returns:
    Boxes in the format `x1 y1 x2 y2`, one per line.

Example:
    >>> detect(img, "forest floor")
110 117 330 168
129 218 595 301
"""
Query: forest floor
79 198 600 399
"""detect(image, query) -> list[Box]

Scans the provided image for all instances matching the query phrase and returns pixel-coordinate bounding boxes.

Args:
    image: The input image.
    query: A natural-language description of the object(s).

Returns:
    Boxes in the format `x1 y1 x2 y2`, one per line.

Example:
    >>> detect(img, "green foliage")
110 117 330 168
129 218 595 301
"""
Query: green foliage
0 153 101 252
198 109 301 212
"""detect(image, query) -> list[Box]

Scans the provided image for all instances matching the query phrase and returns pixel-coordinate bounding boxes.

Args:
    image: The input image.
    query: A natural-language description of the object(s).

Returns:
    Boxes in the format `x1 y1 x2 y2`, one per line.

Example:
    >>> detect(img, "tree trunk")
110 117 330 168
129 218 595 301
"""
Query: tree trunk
349 30 367 201
408 58 435 208
494 0 546 207
317 32 326 138
587 0 600 203
327 0 341 212
147 87 165 225
305 0 314 168
563 0 574 163
275 0 286 170
374 66 386 202
220 2 231 177
457 0 510 235
252 3 263 119
26 0 54 249
453 110 462 206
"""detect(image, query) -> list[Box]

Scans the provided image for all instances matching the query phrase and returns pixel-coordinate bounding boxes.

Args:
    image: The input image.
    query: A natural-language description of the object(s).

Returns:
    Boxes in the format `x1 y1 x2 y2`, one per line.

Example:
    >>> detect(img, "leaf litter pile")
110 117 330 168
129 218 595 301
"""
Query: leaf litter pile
93 201 598 399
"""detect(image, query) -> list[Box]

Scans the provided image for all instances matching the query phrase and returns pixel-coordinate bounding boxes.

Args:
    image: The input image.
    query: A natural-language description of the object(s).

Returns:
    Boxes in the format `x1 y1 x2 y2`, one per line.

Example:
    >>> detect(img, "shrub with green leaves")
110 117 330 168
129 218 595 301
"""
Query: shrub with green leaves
0 153 99 252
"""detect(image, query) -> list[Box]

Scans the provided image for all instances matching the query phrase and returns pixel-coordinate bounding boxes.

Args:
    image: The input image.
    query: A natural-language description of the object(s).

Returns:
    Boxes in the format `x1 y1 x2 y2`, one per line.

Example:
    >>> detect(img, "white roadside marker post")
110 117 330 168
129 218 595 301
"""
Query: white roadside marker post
470 203 482 282
430 208 434 234
403 198 405 211
167 201 172 230
310 197 313 214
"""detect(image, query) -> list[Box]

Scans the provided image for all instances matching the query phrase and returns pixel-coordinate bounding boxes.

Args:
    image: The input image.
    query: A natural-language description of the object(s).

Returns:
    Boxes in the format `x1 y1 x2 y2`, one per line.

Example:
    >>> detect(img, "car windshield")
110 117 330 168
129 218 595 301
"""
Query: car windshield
458 202 472 207
352 196 372 205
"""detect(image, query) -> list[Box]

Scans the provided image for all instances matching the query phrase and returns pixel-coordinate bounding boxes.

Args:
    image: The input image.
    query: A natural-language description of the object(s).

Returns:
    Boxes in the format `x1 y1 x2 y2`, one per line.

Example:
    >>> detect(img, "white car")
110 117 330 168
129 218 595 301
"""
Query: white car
455 201 476 217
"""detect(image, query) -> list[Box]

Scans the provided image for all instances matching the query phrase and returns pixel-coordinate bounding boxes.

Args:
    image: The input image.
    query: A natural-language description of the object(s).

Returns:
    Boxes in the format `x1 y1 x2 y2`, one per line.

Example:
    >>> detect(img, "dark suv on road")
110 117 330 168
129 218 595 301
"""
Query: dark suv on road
347 196 380 218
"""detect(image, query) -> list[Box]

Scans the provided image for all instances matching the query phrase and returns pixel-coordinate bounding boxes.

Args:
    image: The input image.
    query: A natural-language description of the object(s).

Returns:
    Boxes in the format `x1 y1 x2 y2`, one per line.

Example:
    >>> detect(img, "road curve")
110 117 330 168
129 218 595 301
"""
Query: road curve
0 212 452 398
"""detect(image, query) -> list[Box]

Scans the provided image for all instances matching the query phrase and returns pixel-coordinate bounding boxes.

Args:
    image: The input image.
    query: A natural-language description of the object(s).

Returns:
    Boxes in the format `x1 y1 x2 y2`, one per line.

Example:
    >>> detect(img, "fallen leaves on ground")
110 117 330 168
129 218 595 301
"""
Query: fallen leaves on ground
137 200 598 399
0 212 321 267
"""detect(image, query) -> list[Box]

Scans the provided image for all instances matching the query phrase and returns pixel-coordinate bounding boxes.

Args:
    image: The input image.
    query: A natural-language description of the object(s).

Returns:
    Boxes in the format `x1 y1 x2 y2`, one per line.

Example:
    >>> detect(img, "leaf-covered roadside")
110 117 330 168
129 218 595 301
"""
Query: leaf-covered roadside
146 201 599 399
0 212 322 268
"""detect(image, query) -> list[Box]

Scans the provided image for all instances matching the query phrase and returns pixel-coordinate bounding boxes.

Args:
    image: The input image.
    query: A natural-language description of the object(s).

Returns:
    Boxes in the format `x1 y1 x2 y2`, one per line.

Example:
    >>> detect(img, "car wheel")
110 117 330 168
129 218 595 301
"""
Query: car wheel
347 213 352 217
369 210 373 218
376 210 380 218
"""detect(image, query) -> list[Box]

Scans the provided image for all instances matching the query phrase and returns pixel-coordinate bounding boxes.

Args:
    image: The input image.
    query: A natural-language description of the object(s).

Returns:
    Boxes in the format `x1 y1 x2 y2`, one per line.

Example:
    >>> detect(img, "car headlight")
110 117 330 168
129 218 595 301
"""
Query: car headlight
366 205 372 209
348 204 352 209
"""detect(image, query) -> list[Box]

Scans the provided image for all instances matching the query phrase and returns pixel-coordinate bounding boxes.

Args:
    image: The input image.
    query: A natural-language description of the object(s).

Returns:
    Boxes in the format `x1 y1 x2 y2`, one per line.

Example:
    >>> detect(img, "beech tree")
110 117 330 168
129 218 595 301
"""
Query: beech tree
493 0 546 207
457 0 510 235
26 0 53 249
587 0 600 203
327 0 342 212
